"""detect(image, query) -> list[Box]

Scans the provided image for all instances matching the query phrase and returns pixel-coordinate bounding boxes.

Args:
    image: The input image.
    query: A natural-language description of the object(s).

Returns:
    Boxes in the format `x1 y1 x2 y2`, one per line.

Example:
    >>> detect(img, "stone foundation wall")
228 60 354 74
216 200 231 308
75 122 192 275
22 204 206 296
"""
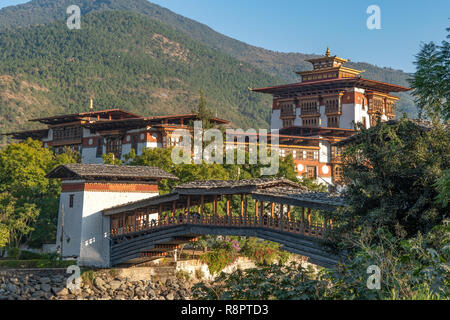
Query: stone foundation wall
0 256 318 300
0 268 197 300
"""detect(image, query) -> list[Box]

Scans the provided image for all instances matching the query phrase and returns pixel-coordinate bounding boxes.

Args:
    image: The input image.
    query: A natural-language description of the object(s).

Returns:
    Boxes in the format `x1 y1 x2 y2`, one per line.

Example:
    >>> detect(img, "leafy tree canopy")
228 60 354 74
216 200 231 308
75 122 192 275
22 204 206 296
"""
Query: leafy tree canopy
410 27 450 121
333 119 449 242
0 139 78 248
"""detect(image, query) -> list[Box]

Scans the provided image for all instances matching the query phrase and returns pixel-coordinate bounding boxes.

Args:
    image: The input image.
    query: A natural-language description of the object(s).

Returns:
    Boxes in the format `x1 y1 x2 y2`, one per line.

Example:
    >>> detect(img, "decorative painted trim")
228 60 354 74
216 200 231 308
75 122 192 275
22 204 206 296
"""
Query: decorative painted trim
62 183 159 193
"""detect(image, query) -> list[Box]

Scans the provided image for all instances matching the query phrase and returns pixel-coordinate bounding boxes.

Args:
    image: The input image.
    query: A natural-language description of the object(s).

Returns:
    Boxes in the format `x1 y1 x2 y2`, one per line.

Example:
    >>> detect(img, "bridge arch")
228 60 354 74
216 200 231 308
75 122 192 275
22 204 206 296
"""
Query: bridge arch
103 178 346 268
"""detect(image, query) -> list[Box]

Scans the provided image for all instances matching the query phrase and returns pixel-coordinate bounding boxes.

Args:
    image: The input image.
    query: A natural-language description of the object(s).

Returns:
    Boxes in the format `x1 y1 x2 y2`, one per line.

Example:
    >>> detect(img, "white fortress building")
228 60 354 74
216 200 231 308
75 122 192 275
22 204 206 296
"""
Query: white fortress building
251 48 410 187
6 49 410 188
47 164 177 267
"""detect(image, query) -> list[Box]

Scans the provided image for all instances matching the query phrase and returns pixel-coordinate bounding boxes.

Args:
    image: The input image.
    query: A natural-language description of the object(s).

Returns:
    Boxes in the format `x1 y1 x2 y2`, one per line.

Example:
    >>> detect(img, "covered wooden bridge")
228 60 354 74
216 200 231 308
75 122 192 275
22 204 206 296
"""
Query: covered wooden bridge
103 178 347 268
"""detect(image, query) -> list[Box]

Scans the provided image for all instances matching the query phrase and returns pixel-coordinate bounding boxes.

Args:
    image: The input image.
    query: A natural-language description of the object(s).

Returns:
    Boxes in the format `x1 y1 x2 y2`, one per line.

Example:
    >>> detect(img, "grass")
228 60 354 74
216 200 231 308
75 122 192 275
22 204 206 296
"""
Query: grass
81 269 95 285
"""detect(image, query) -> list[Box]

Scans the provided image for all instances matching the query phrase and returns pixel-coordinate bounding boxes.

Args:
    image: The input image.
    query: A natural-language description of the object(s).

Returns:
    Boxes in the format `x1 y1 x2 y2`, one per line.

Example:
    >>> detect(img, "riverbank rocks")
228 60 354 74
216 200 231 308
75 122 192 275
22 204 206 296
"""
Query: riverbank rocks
0 268 201 300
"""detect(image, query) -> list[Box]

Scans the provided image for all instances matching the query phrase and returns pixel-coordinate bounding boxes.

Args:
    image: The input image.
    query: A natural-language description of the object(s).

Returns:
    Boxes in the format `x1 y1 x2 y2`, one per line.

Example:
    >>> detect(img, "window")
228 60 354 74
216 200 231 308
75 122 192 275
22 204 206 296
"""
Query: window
362 117 367 128
300 100 318 115
69 194 74 208
282 119 293 128
325 98 339 114
306 166 316 179
306 150 314 160
386 100 395 115
96 137 103 158
331 146 343 160
53 126 82 141
131 135 139 153
302 117 319 127
334 166 343 181
327 116 340 128
105 137 122 159
280 103 295 117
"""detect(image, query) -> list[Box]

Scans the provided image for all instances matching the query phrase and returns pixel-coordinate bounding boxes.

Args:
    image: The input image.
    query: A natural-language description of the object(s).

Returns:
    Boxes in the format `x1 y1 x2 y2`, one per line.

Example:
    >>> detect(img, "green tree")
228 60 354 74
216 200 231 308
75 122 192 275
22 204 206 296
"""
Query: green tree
192 89 214 129
0 192 39 248
193 222 449 300
333 120 449 242
0 138 77 248
102 153 123 165
435 169 450 208
410 27 450 121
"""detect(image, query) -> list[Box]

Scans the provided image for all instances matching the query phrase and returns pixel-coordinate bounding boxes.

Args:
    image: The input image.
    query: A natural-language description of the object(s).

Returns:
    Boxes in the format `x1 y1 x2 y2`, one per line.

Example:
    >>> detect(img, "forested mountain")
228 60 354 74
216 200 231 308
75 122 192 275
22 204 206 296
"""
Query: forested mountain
0 11 278 143
0 0 417 144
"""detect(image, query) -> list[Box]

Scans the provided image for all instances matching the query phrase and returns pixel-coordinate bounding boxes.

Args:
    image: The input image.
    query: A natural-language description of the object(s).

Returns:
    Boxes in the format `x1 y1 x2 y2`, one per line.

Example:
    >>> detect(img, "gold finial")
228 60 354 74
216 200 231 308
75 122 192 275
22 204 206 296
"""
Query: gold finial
325 47 330 57
89 98 93 110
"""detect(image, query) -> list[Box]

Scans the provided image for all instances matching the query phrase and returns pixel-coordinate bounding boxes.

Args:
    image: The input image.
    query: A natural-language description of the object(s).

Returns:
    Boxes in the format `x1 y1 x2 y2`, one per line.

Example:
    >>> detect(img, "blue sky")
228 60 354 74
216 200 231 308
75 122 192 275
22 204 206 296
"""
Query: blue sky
1 0 449 73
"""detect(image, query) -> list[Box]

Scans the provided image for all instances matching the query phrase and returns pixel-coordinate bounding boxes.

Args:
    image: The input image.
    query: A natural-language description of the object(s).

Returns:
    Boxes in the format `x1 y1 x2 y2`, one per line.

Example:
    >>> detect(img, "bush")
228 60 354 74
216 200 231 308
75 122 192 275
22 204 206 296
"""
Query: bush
81 270 95 284
176 270 191 281
193 262 319 300
195 268 205 280
240 238 290 265
193 221 449 300
6 247 20 259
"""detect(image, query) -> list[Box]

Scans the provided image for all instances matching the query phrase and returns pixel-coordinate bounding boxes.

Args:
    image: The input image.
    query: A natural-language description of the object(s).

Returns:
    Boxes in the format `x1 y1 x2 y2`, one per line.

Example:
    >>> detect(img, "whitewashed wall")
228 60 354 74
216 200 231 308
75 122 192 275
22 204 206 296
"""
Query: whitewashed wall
81 147 103 164
270 109 282 130
55 183 159 268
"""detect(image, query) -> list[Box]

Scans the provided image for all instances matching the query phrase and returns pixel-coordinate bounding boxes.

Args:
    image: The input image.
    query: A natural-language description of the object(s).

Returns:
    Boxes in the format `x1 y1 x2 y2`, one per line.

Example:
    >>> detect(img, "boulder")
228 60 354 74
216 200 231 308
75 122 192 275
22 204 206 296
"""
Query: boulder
31 290 45 299
109 280 121 291
52 287 69 296
6 283 17 295
165 292 174 300
41 283 51 292
40 277 51 284
94 277 106 289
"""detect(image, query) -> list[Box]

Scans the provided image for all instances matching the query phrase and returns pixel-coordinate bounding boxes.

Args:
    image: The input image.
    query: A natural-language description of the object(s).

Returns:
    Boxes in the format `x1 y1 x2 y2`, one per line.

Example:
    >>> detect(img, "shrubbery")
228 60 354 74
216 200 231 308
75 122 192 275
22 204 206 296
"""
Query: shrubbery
194 221 449 300
199 237 291 274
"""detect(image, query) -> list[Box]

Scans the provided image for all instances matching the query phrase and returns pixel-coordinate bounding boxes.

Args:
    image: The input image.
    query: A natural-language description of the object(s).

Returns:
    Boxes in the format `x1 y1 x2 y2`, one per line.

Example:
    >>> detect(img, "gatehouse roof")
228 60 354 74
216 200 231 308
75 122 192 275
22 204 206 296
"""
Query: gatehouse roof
46 164 178 182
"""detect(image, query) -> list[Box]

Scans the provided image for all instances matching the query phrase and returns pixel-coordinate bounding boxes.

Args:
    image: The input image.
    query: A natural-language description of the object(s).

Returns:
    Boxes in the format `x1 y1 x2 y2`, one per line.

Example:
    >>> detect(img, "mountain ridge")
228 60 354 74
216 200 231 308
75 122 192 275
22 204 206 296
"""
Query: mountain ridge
0 10 278 143
0 0 418 143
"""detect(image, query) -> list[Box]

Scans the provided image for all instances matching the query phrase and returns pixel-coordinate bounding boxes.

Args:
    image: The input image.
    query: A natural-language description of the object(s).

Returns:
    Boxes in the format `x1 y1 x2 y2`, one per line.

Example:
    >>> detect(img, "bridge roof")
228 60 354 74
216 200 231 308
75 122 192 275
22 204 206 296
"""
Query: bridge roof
103 178 346 216
174 178 303 194
47 164 178 182
251 186 346 211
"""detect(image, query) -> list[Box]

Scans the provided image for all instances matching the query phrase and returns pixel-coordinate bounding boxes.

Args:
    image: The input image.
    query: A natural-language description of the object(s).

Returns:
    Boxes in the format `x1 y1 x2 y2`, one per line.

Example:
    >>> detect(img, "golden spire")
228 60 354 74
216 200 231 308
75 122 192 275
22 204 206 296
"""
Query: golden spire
89 98 93 110
325 47 330 57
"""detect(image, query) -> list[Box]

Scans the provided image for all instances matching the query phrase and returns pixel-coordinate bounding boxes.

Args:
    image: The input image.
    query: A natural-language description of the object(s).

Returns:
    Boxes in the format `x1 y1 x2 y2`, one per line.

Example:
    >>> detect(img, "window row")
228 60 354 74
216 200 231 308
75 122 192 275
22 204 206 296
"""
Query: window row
300 101 319 115
302 117 319 127
327 116 340 128
325 99 340 113
280 103 295 116
280 149 319 161
53 126 82 141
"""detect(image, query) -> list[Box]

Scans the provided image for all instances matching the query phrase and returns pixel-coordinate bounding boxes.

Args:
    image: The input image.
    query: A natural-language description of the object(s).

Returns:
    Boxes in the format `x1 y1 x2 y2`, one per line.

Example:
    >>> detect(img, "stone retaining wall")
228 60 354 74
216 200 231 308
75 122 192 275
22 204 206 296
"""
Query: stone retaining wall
0 268 197 300
0 256 317 300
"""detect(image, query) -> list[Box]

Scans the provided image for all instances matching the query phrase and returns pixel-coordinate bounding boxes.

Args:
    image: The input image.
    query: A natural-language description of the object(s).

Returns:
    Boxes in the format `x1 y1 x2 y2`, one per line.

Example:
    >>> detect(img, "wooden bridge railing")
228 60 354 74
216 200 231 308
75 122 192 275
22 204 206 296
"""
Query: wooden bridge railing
110 212 331 239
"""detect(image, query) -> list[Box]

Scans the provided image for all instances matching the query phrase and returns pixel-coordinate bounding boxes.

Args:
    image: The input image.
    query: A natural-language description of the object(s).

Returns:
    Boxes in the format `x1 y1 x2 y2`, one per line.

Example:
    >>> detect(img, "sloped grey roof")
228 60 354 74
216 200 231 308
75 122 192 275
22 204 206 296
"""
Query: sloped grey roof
174 178 303 194
251 186 346 211
46 164 178 181
103 178 346 216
